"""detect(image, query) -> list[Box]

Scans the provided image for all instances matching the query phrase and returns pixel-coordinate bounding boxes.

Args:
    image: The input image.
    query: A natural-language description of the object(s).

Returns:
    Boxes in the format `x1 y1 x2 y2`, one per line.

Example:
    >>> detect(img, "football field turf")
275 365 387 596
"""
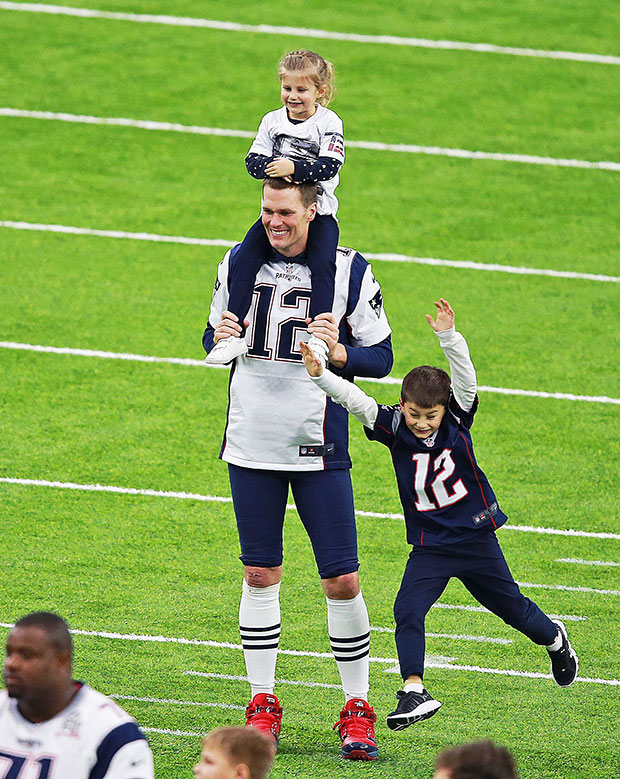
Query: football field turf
0 2 619 776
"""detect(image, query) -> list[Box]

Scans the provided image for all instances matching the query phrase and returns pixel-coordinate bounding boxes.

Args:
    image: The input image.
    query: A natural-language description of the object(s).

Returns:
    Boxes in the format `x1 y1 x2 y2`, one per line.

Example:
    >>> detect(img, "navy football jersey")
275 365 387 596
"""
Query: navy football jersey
366 393 507 546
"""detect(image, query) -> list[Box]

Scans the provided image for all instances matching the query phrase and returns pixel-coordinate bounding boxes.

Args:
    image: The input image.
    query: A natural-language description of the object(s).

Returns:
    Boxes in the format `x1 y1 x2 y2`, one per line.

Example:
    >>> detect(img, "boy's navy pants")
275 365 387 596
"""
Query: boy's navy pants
394 531 558 680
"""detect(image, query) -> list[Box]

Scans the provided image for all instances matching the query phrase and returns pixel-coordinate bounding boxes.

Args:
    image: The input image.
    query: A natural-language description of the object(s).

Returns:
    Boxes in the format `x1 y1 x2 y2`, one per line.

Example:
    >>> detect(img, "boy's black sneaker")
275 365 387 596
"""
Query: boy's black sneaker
547 620 579 687
385 688 442 731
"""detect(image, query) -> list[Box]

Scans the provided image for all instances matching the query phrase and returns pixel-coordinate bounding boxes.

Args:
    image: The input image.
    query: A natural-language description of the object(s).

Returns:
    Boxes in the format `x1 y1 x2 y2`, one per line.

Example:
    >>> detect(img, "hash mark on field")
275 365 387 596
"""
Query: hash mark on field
1 478 617 544
556 557 620 567
0 3 618 65
1 220 618 283
2 110 620 173
1 342 619 405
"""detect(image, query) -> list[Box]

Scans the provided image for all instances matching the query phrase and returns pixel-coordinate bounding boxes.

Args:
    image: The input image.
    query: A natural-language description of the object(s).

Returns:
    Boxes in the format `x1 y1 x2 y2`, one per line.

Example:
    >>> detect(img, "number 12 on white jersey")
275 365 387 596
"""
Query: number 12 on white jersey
412 450 468 511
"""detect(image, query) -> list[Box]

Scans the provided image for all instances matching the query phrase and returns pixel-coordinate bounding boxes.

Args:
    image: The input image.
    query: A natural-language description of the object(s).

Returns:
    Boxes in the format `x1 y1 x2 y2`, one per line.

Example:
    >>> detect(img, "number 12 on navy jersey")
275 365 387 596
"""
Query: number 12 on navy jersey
412 450 469 511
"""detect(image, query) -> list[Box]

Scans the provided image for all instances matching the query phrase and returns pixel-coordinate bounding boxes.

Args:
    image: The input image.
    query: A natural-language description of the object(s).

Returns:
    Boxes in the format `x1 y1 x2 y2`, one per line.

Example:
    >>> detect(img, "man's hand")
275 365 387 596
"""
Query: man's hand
299 341 323 377
214 311 249 343
425 298 455 333
307 313 348 368
265 158 295 178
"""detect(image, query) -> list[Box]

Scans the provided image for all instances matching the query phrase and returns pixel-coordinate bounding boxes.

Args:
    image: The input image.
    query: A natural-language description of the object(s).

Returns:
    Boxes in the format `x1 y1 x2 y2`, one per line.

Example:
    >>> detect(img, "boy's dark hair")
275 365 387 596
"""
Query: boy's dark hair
435 740 519 779
14 611 73 657
203 726 275 779
263 177 318 209
401 365 451 408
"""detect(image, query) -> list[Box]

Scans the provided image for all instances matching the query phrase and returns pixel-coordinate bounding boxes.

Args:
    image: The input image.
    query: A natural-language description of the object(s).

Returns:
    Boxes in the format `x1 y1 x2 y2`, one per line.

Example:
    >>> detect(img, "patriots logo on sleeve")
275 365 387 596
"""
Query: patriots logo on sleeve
327 132 345 156
368 289 383 317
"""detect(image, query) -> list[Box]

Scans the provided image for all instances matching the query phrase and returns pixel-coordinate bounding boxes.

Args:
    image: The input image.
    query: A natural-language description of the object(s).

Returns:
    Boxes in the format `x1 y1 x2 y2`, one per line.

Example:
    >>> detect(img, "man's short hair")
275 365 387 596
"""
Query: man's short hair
435 740 519 779
401 365 451 408
203 726 275 779
14 612 73 657
262 177 318 209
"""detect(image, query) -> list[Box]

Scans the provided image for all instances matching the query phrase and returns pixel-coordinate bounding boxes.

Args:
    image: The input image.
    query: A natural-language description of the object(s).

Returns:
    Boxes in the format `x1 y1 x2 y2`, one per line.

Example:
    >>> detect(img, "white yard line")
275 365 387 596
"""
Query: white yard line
2 219 618 283
1 477 618 545
556 557 620 567
429 603 585 622
4 621 613 685
184 671 342 690
501 524 620 539
1 342 618 405
365 253 620 283
516 581 620 596
142 726 202 737
370 626 513 644
407 662 619 687
0 3 618 66
2 219 617 284
110 693 244 710
2 109 619 173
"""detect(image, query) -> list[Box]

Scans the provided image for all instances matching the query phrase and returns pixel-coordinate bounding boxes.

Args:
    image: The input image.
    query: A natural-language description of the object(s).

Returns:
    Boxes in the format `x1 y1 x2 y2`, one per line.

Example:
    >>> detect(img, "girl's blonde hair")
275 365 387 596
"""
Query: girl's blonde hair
278 50 335 106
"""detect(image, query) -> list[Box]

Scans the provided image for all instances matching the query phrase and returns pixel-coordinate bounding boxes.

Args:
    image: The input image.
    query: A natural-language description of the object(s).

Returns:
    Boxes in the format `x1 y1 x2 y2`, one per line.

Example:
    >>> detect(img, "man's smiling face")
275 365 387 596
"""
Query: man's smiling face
261 185 316 258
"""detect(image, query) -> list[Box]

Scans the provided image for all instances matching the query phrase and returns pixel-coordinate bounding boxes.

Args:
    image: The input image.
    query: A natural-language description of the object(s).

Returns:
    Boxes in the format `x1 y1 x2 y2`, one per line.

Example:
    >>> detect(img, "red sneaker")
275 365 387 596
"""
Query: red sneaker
333 698 378 760
245 693 282 747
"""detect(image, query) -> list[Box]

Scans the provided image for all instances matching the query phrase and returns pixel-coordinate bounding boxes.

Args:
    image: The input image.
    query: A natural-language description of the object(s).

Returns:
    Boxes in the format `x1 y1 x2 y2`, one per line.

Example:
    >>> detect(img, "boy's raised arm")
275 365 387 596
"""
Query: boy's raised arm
427 299 477 412
300 341 379 428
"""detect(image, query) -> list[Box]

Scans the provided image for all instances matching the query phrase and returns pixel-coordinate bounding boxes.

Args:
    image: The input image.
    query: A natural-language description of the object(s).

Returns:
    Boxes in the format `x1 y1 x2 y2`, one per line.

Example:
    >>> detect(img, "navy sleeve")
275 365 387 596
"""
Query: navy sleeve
332 335 394 380
364 403 399 447
245 153 272 179
448 391 479 429
88 722 147 779
292 156 342 183
203 324 216 354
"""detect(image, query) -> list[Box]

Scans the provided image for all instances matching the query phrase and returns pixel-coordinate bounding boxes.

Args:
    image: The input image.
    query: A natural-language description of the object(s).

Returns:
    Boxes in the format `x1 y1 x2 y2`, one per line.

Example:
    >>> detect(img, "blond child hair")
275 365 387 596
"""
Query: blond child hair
278 49 335 106
200 727 275 779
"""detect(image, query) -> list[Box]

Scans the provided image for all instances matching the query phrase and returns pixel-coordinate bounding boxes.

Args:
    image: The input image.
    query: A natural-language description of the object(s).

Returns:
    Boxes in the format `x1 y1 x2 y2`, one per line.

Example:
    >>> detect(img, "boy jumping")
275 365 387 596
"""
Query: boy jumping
300 298 578 731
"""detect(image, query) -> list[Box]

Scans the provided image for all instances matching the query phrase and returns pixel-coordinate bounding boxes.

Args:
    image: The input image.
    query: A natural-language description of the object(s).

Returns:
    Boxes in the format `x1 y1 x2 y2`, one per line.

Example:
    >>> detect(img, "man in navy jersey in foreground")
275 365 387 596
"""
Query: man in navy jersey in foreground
301 298 578 731
0 611 154 778
203 177 393 760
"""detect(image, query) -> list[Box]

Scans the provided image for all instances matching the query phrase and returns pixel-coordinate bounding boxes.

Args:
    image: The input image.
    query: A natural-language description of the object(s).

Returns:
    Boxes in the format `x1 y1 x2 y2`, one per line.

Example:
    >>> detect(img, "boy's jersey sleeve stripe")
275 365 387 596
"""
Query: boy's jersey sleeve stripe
365 404 399 446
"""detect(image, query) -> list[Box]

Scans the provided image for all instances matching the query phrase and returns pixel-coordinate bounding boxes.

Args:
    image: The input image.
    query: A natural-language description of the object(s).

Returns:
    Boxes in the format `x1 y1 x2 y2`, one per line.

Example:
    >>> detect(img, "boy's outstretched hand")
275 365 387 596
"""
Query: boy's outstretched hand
426 298 455 332
300 340 323 377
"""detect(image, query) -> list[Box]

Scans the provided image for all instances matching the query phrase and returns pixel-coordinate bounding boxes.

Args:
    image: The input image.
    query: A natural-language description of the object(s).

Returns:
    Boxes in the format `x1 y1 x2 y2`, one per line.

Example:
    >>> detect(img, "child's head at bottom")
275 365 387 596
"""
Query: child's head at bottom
193 727 276 779
433 739 518 779
400 365 450 439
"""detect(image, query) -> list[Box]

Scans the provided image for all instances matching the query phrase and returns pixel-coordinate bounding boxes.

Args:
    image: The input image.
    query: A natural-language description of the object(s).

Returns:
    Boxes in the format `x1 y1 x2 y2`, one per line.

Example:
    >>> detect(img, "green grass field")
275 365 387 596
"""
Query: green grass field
0 2 619 777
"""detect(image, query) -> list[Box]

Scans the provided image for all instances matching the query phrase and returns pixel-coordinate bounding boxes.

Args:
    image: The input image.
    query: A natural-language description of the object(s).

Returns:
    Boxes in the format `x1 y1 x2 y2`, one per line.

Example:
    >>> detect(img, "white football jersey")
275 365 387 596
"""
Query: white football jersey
248 105 345 216
208 246 391 471
0 685 154 779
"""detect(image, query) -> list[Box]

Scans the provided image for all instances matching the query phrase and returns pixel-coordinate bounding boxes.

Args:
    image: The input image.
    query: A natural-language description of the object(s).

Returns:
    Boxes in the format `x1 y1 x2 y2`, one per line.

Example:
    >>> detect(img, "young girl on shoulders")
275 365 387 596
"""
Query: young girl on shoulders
205 49 345 365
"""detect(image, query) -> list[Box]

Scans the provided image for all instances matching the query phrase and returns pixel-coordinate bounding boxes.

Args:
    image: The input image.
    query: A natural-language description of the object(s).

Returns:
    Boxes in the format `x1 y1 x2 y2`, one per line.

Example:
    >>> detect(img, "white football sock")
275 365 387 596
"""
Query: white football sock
403 682 425 694
546 629 563 652
239 580 281 698
327 591 370 702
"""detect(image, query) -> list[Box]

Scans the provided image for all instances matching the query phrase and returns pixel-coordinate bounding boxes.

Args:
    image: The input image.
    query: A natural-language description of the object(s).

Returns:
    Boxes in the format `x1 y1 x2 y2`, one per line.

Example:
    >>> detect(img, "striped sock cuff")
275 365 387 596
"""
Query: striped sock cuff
329 631 371 662
240 623 281 651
